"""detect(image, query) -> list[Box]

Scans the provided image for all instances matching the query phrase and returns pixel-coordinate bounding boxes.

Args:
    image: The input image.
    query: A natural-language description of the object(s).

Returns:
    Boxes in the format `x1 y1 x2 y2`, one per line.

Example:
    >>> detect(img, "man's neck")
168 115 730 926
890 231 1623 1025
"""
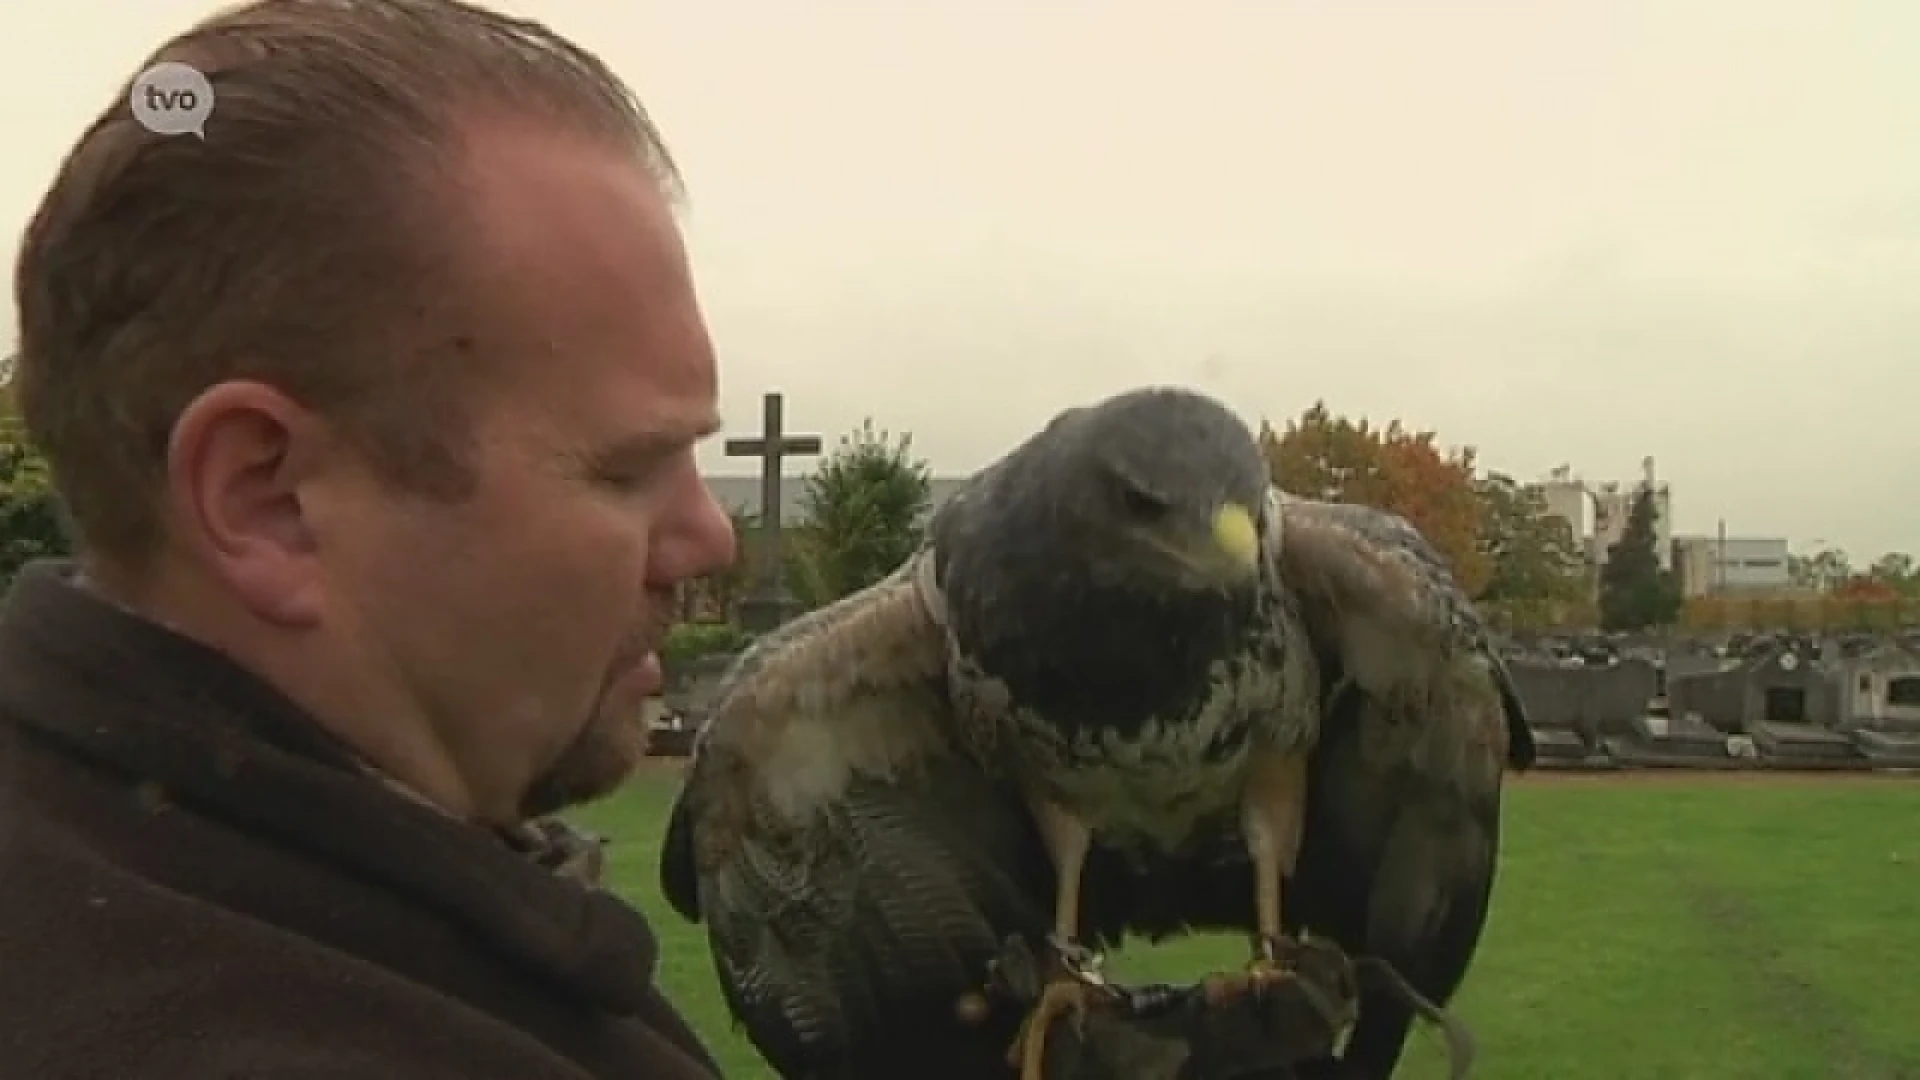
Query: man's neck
82 557 490 824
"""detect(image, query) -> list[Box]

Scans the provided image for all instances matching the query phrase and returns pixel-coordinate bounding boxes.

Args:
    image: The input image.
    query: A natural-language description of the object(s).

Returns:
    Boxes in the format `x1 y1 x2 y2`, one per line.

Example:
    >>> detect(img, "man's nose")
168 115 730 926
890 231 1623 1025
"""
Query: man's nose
651 469 738 585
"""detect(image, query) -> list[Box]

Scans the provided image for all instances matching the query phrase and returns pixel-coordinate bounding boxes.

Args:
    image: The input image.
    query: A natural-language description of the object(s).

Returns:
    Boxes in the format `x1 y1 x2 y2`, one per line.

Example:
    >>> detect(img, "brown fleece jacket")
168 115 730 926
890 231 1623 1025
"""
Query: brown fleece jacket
0 560 723 1080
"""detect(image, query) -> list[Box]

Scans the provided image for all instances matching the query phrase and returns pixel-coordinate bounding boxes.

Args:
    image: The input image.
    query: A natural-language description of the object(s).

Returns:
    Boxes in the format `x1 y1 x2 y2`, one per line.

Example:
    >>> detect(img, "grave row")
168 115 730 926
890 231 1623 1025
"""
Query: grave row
1509 631 1920 772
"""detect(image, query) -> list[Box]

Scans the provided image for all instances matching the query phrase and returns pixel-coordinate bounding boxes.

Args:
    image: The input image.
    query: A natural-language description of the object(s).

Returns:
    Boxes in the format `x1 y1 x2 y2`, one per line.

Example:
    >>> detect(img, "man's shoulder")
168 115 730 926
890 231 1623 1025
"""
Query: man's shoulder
46 982 597 1080
0 713 719 1080
0 802 587 1078
0 899 599 1080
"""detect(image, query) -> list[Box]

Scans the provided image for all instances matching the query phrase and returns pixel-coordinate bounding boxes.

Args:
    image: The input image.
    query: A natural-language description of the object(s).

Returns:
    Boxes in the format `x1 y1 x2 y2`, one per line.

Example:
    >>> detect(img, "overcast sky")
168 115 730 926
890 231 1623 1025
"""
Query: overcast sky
4 1 1914 558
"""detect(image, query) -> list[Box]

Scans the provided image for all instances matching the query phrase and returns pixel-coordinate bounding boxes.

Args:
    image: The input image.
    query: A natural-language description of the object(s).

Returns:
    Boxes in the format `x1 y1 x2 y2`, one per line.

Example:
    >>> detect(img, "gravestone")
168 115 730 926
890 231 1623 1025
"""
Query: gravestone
1664 635 1868 769
1827 635 1920 729
1839 637 1920 766
1751 721 1867 770
1526 726 1607 770
1851 726 1920 769
1662 640 1727 683
1666 637 1839 735
1605 704 1752 769
647 651 744 758
1505 654 1659 748
660 652 739 721
724 391 822 632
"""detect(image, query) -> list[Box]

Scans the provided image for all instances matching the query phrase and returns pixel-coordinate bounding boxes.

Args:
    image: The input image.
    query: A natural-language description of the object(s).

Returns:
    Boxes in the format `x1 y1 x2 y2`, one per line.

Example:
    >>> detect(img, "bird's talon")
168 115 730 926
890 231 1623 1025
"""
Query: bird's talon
1253 931 1296 967
1005 978 1102 1080
1045 933 1105 978
1201 946 1299 1008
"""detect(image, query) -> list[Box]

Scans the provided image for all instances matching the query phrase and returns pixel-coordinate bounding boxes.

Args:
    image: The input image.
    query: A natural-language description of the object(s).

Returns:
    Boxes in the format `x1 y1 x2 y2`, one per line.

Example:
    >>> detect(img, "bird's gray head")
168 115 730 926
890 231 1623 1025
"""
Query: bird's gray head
1023 386 1270 592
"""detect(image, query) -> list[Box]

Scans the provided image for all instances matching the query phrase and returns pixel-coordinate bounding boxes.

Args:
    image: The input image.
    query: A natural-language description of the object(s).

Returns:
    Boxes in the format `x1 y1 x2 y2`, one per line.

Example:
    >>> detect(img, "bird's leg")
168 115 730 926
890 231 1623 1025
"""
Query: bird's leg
1007 794 1104 1080
1204 750 1310 1008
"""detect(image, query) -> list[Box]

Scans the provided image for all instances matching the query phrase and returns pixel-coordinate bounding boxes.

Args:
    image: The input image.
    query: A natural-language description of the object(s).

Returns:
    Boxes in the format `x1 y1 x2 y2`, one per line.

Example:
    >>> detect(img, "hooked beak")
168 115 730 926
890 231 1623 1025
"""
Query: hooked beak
1210 502 1261 577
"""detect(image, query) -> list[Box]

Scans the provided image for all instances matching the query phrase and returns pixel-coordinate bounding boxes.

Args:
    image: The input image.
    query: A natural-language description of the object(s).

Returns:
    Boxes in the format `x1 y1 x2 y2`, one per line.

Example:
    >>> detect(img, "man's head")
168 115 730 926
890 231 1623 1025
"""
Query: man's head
13 0 737 823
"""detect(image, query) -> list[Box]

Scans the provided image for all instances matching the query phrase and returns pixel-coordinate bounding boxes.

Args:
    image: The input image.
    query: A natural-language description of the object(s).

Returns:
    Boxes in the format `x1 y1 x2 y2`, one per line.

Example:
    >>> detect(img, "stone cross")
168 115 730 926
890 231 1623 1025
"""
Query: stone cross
724 391 822 631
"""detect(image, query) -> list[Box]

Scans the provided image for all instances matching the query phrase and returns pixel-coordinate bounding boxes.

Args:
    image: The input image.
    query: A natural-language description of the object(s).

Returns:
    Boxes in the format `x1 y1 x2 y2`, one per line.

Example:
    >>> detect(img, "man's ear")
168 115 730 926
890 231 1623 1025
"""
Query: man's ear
164 380 330 628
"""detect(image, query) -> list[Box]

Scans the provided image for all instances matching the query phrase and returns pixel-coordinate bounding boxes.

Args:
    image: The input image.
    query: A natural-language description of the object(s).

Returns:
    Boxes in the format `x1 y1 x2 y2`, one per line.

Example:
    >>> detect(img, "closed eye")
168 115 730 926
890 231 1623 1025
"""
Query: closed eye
592 465 659 493
586 432 689 492
1120 485 1171 521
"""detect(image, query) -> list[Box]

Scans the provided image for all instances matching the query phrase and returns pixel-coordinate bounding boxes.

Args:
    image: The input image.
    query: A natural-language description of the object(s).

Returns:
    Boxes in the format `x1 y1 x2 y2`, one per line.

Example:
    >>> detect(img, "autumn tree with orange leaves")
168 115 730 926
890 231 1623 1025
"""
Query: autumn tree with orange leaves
1260 402 1492 597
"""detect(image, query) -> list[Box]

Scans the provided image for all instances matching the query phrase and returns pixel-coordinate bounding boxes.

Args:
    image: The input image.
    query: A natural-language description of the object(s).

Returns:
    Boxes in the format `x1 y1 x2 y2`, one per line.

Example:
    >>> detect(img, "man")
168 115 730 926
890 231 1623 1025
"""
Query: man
0 2 736 1078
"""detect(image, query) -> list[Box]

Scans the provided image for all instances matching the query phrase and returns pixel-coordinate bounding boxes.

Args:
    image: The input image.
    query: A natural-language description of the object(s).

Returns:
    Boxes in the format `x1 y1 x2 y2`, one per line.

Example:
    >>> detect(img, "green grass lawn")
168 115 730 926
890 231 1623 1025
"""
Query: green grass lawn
567 771 1920 1079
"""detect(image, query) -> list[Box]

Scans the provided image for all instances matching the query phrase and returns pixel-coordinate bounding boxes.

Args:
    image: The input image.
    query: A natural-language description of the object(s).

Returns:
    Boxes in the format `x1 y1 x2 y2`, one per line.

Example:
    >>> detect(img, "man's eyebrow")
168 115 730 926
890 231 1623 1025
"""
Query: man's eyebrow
591 416 721 469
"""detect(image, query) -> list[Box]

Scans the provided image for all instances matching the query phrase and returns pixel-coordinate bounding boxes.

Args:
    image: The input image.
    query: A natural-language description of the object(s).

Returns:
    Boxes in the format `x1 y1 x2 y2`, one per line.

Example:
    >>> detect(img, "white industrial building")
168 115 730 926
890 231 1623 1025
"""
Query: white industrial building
1538 457 1790 598
1670 534 1792 597
1539 458 1673 573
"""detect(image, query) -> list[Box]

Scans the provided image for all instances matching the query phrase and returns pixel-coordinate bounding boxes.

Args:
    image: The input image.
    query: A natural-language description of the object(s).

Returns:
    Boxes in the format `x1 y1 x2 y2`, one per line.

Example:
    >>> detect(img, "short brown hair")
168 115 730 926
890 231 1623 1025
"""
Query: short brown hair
13 0 679 570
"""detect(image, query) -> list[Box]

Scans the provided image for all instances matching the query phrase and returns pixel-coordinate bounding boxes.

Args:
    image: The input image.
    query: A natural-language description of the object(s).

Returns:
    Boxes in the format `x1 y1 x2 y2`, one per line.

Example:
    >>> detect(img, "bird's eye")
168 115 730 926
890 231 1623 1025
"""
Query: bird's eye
1119 485 1171 521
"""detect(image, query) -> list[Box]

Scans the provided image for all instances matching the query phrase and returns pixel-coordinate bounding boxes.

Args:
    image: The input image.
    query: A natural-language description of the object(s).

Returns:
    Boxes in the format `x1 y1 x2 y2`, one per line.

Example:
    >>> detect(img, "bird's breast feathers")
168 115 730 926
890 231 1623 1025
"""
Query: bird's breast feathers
1011 632 1314 851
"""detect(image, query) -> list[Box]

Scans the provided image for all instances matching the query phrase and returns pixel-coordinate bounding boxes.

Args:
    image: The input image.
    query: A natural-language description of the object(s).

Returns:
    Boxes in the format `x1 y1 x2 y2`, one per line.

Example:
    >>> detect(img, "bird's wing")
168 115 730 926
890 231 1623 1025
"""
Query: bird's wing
1267 488 1530 1079
658 551 1052 1077
1270 487 1535 784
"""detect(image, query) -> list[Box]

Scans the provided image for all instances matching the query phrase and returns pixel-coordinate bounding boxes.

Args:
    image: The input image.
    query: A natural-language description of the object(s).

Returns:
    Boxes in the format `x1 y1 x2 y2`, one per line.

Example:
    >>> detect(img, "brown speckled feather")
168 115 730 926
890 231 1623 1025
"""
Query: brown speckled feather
680 552 956 878
1270 486 1533 787
1268 486 1532 1080
658 552 1054 1078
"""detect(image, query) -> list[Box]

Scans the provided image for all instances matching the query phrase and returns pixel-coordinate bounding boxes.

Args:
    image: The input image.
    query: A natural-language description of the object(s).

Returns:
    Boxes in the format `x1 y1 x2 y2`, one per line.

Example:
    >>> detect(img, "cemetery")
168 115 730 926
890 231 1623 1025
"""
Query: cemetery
1491 629 1920 773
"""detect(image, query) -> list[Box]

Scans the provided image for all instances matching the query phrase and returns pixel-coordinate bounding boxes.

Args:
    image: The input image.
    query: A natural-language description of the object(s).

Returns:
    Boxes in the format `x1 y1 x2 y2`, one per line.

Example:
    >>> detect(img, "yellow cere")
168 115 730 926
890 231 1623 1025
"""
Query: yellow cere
1211 502 1260 569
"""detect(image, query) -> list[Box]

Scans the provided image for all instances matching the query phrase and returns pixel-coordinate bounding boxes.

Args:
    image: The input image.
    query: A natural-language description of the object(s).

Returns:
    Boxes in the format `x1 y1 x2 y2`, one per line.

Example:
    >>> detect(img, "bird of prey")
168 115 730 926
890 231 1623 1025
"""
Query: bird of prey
659 386 1532 1080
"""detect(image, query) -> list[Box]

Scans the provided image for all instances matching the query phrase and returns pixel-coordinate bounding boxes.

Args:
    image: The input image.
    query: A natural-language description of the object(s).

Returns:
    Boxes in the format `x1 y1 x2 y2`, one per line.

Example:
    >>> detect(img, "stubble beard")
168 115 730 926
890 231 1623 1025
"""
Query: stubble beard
517 611 668 820
518 689 650 819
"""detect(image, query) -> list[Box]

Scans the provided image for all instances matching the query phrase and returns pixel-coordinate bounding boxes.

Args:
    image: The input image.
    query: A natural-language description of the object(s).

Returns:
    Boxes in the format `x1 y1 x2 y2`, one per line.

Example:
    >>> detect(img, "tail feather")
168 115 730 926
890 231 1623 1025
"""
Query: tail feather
658 779 703 922
1492 659 1536 770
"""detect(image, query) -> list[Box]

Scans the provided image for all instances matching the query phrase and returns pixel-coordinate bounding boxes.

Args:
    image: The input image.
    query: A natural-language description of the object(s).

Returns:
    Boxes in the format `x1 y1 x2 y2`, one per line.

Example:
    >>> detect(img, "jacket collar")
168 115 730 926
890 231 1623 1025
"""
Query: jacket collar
0 559 659 1015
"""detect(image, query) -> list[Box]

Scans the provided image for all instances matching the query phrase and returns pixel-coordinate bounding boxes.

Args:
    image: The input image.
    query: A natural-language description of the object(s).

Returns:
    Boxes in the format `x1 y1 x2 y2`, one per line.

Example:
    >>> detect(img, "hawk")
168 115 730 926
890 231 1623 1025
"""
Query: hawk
660 387 1532 1079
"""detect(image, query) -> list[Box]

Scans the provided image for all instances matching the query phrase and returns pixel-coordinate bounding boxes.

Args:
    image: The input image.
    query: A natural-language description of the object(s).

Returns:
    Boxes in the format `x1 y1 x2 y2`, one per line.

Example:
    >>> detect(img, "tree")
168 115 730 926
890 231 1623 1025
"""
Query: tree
1788 547 1851 591
1681 594 1732 631
1597 485 1681 631
1830 573 1900 628
1261 403 1398 507
1474 472 1589 629
1865 552 1918 598
0 380 71 588
1261 402 1489 595
792 419 931 605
